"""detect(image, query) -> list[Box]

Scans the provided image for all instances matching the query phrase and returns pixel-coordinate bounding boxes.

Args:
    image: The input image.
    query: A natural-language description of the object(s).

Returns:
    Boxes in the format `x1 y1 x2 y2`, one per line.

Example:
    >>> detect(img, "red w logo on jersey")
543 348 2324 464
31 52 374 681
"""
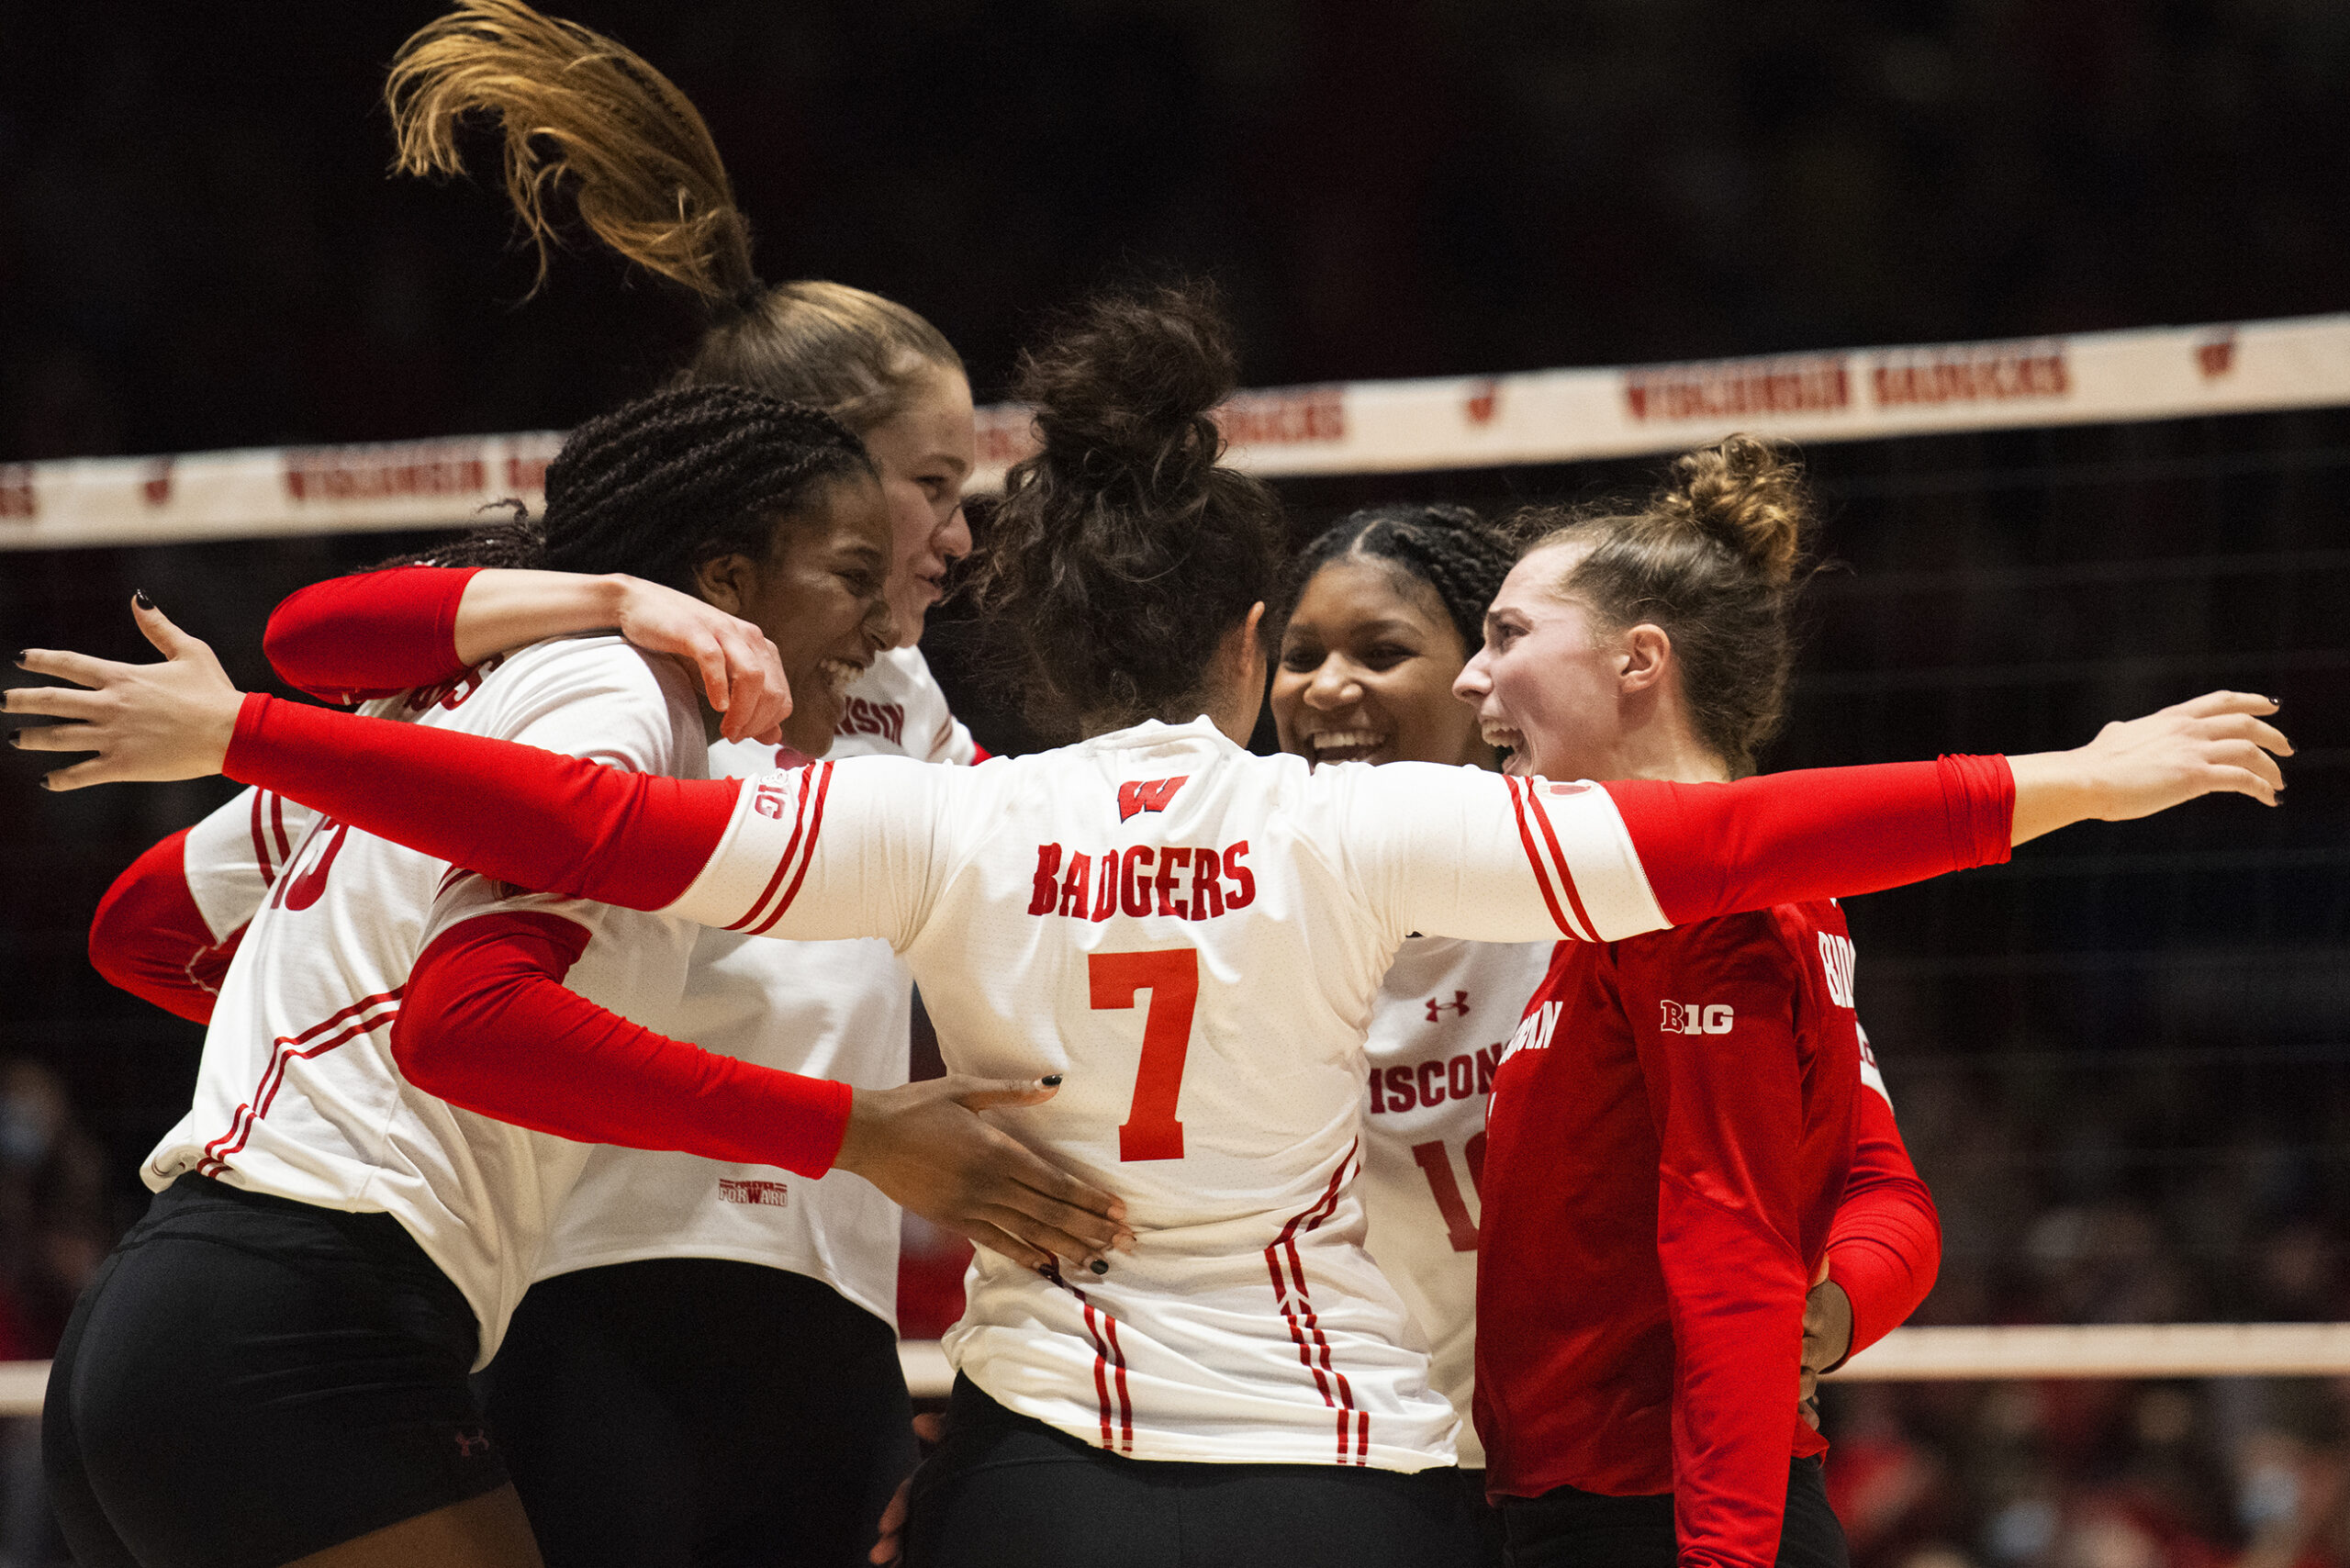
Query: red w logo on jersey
1116 776 1189 822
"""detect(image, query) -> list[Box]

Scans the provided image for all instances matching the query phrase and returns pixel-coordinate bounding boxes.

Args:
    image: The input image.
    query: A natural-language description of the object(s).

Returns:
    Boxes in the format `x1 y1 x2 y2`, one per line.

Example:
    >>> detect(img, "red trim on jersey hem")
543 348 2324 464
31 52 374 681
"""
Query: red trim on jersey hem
195 988 405 1177
748 761 834 937
1263 1142 1369 1464
1049 1263 1135 1453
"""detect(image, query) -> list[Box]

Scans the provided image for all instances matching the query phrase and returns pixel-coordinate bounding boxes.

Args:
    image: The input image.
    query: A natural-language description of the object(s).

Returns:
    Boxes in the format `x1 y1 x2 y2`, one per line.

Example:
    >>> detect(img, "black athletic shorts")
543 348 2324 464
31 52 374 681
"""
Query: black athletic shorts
902 1373 1480 1568
1498 1456 1847 1568
43 1174 508 1568
478 1257 917 1568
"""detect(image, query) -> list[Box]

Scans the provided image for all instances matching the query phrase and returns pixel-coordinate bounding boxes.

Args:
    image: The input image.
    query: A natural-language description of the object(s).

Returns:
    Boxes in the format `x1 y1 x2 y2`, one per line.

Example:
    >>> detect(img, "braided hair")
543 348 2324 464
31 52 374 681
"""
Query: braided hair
1282 502 1517 657
539 386 874 590
383 386 873 586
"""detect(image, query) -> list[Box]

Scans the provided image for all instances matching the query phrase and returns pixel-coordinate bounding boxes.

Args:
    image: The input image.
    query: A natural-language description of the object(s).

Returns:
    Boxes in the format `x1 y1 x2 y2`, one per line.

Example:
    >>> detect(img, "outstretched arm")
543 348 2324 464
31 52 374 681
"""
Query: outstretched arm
267 566 791 743
403 905 1132 1272
9 599 2293 925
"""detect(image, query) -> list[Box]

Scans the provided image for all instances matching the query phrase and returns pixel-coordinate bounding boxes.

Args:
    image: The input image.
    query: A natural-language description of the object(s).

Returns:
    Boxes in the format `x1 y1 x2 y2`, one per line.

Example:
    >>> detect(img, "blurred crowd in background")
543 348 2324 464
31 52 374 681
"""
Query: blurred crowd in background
4 2 2348 1566
7 0 2350 460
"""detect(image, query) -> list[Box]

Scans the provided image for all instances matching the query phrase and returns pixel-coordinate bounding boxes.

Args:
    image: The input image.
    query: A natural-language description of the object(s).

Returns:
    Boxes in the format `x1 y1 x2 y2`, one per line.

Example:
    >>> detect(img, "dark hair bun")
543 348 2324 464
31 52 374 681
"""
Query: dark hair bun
1016 284 1239 500
972 282 1284 736
1658 432 1809 587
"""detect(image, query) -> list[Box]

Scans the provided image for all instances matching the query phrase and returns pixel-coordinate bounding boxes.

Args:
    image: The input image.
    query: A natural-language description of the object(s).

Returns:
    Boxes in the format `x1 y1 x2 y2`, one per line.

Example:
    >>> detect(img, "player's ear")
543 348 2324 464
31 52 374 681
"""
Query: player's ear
693 554 758 619
1617 623 1673 693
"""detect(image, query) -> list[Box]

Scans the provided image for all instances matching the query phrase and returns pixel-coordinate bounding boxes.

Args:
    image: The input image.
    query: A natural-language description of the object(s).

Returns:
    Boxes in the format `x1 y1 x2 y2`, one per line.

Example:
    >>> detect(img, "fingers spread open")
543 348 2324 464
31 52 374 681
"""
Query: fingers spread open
8 720 97 752
11 649 121 690
955 1218 1051 1273
976 1204 1112 1272
4 685 106 722
2172 689 2277 719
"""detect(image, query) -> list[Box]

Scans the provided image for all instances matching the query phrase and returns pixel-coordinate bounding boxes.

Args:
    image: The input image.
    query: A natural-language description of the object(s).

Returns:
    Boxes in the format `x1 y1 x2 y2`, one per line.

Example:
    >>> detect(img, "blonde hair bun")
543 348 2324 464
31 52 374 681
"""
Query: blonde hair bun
1658 432 1810 588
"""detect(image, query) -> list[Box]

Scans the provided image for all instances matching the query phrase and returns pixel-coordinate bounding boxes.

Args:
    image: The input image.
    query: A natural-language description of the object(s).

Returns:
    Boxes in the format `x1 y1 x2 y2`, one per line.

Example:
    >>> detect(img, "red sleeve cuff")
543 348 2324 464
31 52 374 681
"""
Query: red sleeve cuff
225 693 737 913
89 828 241 1024
263 566 482 702
397 911 853 1176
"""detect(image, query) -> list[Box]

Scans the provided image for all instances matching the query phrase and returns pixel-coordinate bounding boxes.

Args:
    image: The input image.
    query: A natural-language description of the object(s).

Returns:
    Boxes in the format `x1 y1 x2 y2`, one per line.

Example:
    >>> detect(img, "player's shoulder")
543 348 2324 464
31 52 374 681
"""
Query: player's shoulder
440 634 701 766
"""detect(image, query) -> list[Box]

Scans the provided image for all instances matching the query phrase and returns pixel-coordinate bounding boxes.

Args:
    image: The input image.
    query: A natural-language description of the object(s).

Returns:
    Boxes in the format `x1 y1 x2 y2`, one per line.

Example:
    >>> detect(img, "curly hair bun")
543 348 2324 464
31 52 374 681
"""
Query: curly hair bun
1016 283 1239 501
1658 432 1810 587
971 281 1284 736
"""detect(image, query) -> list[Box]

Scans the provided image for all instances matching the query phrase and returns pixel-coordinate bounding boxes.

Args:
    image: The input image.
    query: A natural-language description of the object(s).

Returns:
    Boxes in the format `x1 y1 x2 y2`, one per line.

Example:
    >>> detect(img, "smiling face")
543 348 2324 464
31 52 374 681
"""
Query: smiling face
702 472 897 756
1271 556 1491 769
857 364 977 647
1452 542 1628 780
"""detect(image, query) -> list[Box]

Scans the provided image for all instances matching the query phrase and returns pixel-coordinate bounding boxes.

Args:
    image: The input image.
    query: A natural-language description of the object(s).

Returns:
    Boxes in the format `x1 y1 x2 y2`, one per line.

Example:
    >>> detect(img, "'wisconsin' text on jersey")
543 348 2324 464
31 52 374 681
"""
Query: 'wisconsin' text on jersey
1026 840 1256 921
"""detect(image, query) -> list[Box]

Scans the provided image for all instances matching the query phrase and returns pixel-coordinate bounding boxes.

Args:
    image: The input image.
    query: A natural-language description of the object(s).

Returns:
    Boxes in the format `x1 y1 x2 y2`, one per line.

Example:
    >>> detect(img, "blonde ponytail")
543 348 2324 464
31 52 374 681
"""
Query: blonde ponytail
386 0 755 301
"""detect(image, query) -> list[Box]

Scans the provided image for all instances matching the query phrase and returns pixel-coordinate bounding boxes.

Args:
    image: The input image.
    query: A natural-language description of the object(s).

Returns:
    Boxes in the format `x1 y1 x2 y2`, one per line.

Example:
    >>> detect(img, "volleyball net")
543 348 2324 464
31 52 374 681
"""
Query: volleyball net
6 312 2350 548
3 315 2345 1450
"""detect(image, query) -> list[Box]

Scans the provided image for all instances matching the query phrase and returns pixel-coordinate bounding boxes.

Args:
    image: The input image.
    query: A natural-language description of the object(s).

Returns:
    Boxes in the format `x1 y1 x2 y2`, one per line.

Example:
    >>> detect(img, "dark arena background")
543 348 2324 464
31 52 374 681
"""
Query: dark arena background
3 5 2347 1567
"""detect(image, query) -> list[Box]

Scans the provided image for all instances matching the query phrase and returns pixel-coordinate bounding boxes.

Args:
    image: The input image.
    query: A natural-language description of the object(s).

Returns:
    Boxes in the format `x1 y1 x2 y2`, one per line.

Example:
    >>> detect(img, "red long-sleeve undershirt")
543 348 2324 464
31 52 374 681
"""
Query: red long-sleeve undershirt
1827 1088 1941 1361
263 566 480 703
399 911 850 1176
220 693 2013 928
87 828 241 1024
84 812 852 1173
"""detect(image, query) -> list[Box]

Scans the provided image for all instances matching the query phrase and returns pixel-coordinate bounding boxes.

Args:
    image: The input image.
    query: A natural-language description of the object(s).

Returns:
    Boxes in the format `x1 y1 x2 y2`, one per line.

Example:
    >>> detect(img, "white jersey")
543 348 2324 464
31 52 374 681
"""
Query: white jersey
145 637 707 1366
658 717 1672 1471
537 644 974 1324
1358 934 1552 1468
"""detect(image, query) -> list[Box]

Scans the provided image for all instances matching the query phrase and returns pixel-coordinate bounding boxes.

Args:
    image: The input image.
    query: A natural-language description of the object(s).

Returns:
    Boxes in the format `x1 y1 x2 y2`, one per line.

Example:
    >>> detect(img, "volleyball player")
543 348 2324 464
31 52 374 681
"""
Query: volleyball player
10 286 2289 1568
1459 438 1979 1568
84 6 1009 1561
34 388 1125 1568
1270 504 1942 1565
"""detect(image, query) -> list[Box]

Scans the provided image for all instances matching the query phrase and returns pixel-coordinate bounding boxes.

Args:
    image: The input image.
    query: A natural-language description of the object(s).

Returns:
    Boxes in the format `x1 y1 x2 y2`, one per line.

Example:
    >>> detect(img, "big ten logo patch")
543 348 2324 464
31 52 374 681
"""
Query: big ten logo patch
1818 931 1856 1008
1116 775 1189 822
1659 1002 1734 1036
1369 1047 1500 1114
838 696 904 746
719 1178 789 1207
402 653 505 714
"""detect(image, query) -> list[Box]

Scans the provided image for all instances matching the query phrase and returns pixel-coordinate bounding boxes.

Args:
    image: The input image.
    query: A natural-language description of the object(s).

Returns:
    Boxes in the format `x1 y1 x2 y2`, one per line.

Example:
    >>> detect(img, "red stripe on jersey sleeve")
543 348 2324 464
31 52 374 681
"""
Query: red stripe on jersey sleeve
89 829 243 1024
224 694 738 913
1602 756 2014 926
397 911 853 1176
747 761 834 936
1505 778 1581 939
1827 1089 1942 1363
263 566 482 703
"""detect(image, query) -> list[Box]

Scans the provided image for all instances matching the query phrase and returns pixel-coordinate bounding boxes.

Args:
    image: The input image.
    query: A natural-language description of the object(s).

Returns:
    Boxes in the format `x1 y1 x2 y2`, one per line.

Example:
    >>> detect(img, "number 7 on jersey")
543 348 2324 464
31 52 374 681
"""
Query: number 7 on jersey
1091 949 1199 1161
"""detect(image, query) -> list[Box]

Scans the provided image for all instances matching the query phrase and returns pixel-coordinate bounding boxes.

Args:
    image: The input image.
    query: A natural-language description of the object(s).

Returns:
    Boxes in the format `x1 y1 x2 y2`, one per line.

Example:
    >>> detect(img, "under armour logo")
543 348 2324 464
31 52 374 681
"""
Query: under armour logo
453 1427 493 1459
1425 991 1471 1022
1117 776 1189 822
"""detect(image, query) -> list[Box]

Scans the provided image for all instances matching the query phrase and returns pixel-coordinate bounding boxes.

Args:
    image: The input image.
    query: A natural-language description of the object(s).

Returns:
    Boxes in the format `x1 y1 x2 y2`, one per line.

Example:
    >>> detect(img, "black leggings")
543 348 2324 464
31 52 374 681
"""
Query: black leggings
903 1374 1480 1568
44 1177 506 1568
478 1258 916 1568
1499 1457 1847 1568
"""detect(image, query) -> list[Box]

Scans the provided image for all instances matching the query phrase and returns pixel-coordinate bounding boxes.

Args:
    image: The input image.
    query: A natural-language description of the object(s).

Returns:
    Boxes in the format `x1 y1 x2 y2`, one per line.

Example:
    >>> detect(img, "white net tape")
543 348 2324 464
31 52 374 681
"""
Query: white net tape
6 314 2349 549
4 1325 2347 1413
